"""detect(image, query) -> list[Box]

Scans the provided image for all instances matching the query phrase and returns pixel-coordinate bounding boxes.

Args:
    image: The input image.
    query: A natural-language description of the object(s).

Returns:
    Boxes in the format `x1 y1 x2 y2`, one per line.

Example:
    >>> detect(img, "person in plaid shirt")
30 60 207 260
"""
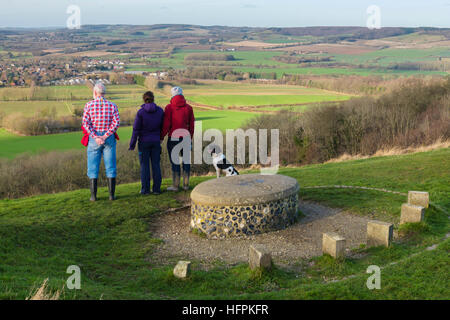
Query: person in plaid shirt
82 82 120 201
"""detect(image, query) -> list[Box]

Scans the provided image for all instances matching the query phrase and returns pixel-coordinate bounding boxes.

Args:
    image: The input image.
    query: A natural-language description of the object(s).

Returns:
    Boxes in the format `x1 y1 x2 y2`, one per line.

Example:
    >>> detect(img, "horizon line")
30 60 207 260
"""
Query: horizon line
1 23 449 30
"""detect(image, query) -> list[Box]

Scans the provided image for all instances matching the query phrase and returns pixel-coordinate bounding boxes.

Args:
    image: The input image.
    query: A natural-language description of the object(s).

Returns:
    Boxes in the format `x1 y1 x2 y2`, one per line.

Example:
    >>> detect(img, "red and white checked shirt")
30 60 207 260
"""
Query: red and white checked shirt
82 97 120 139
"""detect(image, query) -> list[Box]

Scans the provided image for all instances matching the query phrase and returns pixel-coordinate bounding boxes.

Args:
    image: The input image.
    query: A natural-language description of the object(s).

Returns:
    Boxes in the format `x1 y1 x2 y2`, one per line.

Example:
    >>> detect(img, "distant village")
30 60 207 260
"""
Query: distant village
0 57 168 87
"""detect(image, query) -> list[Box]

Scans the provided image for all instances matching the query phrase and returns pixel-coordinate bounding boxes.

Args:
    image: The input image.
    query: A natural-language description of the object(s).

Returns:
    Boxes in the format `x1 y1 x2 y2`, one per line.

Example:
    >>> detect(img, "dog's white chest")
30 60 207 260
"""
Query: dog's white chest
212 153 225 166
212 153 238 177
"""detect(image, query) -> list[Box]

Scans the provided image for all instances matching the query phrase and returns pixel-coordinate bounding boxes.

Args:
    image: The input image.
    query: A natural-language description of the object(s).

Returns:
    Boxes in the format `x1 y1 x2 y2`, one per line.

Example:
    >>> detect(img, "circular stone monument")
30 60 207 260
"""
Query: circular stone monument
190 174 300 238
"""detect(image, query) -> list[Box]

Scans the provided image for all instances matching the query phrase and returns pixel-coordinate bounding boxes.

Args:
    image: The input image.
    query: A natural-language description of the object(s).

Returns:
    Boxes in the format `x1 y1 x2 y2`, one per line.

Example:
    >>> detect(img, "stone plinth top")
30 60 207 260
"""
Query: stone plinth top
191 174 299 206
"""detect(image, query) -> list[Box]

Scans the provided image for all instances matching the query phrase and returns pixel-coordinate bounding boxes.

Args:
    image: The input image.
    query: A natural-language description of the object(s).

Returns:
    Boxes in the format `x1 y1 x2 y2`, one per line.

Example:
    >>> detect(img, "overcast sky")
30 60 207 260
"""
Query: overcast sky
1 0 450 28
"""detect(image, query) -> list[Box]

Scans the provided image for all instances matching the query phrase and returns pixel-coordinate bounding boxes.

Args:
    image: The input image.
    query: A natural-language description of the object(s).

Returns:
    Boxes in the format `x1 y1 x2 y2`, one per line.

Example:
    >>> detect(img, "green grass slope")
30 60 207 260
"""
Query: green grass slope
0 148 448 299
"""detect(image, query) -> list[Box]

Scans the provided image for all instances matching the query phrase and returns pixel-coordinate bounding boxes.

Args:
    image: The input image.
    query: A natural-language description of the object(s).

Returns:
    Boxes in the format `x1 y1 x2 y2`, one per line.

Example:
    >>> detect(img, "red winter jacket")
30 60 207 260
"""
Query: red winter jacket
81 126 119 147
161 95 195 139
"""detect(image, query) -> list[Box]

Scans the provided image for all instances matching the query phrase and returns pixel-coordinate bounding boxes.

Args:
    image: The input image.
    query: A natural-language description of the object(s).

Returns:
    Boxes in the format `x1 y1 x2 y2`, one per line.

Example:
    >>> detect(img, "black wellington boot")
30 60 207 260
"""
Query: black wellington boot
182 171 190 191
107 178 116 201
90 178 97 202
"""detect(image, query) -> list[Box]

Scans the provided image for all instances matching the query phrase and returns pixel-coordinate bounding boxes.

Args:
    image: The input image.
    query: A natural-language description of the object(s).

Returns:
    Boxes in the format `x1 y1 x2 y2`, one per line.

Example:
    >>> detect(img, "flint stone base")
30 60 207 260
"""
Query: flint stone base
190 174 300 239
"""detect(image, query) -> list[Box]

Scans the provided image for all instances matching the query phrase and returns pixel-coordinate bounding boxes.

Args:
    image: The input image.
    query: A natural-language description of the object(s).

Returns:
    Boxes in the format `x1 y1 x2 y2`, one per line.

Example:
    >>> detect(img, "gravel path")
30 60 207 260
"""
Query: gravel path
149 201 373 268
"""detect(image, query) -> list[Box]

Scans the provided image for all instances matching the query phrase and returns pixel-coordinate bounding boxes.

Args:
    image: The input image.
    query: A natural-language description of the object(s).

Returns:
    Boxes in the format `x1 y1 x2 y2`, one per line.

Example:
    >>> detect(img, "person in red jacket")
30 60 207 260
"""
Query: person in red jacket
161 86 195 191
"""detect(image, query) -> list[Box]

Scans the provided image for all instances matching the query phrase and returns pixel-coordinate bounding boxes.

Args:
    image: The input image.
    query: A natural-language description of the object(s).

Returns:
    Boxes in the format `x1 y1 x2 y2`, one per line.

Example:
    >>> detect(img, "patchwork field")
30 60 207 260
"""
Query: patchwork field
0 108 257 158
332 47 450 67
0 85 170 116
234 66 448 78
126 47 450 77
181 80 352 107
0 81 355 158
0 82 347 115
0 101 76 117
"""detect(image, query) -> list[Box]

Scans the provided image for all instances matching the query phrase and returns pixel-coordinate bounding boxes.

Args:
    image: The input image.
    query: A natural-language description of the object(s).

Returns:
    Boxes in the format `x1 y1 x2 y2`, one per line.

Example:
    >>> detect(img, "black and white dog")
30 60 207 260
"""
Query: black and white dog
208 145 239 178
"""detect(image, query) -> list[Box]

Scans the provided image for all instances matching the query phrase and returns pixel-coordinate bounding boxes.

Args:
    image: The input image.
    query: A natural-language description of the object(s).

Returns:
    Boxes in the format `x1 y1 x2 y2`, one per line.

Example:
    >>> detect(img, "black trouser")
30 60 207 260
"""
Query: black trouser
167 138 191 174
138 141 162 193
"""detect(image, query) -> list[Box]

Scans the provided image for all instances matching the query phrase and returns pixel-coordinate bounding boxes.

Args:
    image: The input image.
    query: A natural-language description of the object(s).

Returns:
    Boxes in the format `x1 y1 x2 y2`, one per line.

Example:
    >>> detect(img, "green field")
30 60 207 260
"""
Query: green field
234 66 448 78
0 81 354 158
0 85 171 116
261 35 318 44
0 83 347 115
0 101 77 117
136 50 287 69
182 81 352 107
126 48 450 77
0 85 92 101
0 148 448 299
257 104 316 112
189 94 349 107
0 109 258 158
194 109 256 130
333 47 450 67
0 128 15 139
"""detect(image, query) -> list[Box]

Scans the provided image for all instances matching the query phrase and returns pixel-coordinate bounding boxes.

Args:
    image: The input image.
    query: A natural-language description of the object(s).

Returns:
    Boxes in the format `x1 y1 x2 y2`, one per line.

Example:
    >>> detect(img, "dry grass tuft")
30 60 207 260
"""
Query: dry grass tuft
26 278 61 300
326 139 450 163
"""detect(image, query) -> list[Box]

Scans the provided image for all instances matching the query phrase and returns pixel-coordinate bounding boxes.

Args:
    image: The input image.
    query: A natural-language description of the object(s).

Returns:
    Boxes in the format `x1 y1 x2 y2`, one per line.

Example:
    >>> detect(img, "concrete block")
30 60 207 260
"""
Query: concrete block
400 203 425 224
249 244 272 270
367 220 393 247
322 232 346 258
408 191 429 208
173 261 191 278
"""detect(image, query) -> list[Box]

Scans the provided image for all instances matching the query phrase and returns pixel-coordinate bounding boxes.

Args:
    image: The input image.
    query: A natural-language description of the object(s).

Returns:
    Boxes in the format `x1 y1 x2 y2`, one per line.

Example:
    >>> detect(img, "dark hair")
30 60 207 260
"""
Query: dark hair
143 91 154 103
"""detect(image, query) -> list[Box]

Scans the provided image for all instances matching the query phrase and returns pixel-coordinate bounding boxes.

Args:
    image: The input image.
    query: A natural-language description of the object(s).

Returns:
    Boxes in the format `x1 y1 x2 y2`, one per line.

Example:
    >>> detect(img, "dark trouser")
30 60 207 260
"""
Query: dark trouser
167 138 191 174
138 141 162 194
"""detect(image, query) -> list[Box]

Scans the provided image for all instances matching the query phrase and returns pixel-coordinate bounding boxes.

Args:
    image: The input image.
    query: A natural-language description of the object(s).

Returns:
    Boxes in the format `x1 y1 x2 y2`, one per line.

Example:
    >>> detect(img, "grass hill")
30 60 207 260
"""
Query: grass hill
0 148 448 299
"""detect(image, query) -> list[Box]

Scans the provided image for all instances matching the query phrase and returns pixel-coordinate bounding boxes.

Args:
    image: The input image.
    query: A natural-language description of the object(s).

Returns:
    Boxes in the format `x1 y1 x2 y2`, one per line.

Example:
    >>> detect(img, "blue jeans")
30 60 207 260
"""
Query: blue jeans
167 138 191 174
138 141 162 193
87 132 117 179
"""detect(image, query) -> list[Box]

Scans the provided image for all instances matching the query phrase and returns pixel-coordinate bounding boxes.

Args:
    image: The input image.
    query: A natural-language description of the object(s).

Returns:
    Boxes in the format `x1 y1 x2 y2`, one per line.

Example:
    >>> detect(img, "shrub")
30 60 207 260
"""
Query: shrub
184 53 235 61
244 111 302 165
279 74 445 95
118 108 139 127
0 140 213 199
2 113 81 135
171 67 242 81
273 54 333 64
245 79 450 165
1 107 139 136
